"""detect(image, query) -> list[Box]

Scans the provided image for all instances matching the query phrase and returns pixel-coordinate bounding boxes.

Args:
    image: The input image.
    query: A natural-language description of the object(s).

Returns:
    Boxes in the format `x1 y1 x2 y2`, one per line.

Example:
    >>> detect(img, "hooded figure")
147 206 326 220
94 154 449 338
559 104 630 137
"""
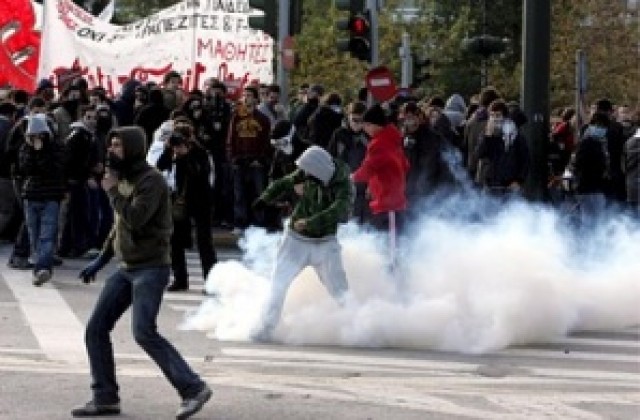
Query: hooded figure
295 144 336 186
19 113 66 286
73 125 212 418
134 88 170 144
443 93 466 130
250 145 352 341
104 126 151 181
112 79 142 127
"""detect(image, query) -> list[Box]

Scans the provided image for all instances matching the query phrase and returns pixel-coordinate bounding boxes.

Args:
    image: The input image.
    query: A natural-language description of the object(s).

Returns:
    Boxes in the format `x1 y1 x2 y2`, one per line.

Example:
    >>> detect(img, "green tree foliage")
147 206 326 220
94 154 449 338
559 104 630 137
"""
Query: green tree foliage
111 0 180 23
550 0 639 109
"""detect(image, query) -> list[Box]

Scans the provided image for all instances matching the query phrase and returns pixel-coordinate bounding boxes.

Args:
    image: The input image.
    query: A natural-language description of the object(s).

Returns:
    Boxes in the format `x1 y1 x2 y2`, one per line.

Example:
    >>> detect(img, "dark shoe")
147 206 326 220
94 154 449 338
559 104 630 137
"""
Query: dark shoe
176 385 212 420
7 257 34 270
71 400 121 417
53 256 63 266
167 282 189 292
32 269 52 287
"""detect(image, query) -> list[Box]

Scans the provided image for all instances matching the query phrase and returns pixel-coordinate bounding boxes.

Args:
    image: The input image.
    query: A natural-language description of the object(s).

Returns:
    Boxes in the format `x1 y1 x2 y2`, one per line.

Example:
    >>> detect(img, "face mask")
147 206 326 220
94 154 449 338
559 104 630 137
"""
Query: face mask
106 151 125 172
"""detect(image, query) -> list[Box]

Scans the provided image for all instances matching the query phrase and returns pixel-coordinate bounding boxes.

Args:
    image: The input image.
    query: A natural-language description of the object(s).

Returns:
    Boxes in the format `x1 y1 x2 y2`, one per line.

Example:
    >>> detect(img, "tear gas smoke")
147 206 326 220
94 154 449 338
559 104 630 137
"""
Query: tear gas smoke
182 193 640 354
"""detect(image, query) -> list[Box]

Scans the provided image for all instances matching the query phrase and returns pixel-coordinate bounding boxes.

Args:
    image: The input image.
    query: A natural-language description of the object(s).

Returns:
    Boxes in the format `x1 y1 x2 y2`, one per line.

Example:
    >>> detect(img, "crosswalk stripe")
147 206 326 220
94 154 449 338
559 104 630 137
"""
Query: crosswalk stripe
499 347 639 363
1 269 86 364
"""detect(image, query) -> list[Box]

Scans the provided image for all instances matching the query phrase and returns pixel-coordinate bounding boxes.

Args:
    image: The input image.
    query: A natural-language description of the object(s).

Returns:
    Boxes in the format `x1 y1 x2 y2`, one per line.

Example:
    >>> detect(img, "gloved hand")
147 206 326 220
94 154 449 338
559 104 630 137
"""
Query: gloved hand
79 253 110 284
252 198 268 212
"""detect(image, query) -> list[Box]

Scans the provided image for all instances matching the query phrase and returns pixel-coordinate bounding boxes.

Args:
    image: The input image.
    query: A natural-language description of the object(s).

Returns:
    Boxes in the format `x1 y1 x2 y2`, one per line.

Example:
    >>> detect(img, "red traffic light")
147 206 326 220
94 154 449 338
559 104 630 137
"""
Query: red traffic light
349 15 369 36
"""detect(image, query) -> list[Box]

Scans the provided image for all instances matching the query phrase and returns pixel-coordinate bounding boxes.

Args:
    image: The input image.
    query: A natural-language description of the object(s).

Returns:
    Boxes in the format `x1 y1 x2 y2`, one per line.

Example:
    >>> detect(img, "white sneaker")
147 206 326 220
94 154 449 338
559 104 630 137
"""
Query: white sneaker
33 270 52 287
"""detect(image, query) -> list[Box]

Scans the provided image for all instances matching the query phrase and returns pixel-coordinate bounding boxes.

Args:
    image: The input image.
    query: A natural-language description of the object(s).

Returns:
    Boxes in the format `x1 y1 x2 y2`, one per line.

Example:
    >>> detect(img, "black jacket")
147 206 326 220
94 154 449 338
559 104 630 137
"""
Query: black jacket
134 89 170 145
157 140 212 212
64 123 97 181
404 124 456 197
308 106 343 150
572 136 608 194
328 125 368 172
476 133 529 188
19 135 66 201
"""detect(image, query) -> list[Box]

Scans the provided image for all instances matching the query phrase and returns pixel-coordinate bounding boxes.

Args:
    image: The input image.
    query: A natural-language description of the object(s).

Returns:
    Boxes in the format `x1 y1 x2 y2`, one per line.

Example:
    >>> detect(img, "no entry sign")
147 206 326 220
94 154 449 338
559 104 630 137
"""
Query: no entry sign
365 66 398 102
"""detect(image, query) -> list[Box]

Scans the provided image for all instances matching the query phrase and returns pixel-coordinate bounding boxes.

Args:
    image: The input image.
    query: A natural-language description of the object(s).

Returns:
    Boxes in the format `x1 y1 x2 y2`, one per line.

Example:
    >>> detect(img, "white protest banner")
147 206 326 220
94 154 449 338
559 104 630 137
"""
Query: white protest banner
38 0 274 98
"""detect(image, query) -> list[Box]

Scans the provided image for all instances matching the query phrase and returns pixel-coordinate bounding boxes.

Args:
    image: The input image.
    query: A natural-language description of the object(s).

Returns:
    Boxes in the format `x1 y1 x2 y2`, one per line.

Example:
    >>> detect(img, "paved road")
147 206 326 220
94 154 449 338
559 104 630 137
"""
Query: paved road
0 244 639 420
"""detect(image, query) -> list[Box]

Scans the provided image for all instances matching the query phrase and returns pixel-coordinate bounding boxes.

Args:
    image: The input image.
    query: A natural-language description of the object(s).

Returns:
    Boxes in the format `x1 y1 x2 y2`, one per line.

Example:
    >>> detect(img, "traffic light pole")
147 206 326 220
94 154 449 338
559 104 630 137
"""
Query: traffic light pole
277 0 290 103
367 0 379 67
521 0 550 200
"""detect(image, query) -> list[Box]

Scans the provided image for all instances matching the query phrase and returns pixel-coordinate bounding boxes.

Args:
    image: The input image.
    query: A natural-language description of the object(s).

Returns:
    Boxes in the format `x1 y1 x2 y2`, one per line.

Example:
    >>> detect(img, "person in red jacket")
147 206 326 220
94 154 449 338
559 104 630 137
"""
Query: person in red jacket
352 104 410 234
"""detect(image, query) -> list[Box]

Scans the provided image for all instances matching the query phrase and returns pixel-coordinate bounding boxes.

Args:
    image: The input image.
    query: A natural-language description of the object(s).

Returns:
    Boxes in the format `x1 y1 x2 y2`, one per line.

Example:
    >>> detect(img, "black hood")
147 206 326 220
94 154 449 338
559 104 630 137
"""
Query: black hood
121 80 142 103
106 126 148 178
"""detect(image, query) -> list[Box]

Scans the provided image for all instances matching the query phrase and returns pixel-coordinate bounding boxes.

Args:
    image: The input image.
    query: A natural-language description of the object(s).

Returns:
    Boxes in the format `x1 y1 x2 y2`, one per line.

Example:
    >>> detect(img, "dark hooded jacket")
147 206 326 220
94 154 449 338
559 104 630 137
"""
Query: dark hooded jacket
307 105 343 150
113 80 141 127
102 126 172 269
64 121 97 182
19 132 66 201
134 88 170 145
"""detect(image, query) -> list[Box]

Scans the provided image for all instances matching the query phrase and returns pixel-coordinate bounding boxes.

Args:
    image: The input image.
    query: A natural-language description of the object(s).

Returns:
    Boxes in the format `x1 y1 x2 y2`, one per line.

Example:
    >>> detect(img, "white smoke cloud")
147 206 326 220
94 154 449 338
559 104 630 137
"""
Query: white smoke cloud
182 195 640 354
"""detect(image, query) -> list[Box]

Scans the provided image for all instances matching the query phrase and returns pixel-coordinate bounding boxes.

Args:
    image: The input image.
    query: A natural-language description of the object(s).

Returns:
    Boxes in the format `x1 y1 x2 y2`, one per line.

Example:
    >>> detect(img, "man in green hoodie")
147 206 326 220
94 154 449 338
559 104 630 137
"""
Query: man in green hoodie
72 127 211 419
252 145 353 341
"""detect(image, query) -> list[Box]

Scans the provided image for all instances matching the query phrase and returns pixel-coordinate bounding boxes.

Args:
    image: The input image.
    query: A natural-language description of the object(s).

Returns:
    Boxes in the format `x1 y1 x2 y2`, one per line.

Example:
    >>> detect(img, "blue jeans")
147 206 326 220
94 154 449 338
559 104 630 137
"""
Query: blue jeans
232 162 267 228
85 266 204 404
24 200 59 272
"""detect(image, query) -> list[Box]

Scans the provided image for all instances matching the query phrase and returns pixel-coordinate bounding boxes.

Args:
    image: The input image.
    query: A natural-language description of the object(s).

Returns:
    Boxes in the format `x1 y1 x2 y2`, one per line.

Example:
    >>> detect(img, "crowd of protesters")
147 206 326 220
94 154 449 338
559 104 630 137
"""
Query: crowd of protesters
0 74 639 289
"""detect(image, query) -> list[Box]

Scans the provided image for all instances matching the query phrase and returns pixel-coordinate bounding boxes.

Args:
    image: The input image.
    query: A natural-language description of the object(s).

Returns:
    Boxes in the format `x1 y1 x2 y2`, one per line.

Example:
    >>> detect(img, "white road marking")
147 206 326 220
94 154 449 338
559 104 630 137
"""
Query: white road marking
1 269 86 365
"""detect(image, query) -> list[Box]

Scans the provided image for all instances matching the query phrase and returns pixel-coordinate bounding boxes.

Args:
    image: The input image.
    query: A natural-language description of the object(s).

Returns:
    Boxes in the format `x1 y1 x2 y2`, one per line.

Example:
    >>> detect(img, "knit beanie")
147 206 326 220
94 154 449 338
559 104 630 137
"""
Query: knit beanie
309 84 325 97
26 113 51 136
271 120 293 140
362 104 387 126
36 78 54 92
295 146 336 186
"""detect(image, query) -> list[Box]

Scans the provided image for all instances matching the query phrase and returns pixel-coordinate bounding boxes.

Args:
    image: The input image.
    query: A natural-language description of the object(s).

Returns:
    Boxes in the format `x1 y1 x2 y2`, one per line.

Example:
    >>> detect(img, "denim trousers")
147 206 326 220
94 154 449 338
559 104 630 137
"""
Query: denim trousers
85 266 204 404
24 200 59 272
232 162 267 228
